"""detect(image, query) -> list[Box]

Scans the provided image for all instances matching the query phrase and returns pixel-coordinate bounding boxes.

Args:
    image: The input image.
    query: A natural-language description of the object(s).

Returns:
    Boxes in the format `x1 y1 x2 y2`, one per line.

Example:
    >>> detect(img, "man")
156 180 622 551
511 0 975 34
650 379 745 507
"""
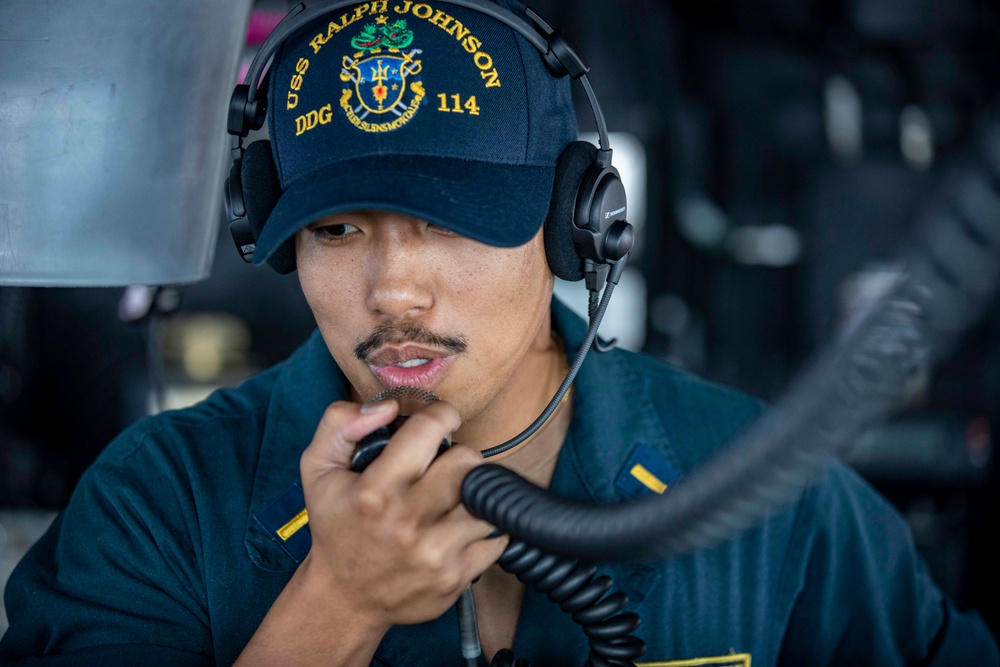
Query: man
2 0 997 665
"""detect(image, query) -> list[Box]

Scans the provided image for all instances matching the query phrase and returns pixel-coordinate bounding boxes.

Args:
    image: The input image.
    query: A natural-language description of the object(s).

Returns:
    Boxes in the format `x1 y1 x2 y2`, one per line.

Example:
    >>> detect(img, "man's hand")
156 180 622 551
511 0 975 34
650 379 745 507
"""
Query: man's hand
301 398 506 628
237 398 506 666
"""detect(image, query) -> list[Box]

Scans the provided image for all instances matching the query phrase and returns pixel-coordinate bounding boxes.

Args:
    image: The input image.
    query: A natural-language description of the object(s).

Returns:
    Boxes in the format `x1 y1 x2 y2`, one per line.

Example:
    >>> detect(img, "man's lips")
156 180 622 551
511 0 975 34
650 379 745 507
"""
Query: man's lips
365 344 450 367
365 344 457 390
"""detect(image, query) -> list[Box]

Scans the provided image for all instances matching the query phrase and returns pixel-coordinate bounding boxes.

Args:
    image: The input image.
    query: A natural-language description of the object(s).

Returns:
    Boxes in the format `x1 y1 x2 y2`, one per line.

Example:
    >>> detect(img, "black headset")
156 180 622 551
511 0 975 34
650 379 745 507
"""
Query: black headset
225 0 634 287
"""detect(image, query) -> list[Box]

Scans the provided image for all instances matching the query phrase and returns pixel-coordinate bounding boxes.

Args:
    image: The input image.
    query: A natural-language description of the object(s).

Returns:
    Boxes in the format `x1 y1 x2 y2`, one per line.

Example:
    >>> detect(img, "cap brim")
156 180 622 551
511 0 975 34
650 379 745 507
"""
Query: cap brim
253 154 556 265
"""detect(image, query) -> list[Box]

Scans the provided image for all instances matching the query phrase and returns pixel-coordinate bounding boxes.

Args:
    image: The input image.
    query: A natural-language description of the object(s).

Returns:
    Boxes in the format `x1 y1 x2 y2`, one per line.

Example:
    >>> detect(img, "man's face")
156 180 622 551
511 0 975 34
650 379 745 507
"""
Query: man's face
295 210 556 438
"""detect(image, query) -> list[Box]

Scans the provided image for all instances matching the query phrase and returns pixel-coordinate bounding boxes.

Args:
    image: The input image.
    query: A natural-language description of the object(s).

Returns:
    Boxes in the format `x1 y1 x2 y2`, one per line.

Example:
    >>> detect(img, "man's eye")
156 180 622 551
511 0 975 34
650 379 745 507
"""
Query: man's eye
314 223 359 240
428 223 459 237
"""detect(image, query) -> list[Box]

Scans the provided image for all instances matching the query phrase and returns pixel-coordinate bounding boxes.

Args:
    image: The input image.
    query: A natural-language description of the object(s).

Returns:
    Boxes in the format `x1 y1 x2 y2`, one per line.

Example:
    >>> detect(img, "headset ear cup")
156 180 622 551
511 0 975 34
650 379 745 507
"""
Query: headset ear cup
240 140 296 274
545 141 597 282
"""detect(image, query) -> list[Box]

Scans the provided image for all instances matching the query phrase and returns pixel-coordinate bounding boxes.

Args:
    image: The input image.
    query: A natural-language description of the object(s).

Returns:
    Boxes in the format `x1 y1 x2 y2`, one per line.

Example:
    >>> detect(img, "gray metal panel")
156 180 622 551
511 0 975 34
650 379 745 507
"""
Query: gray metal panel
0 0 254 286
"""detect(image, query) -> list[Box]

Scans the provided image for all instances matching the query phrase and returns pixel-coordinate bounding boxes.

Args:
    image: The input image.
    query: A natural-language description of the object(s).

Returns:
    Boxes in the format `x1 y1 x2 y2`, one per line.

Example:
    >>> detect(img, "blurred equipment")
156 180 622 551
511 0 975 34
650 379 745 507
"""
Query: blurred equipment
160 312 254 412
0 0 253 286
848 415 992 485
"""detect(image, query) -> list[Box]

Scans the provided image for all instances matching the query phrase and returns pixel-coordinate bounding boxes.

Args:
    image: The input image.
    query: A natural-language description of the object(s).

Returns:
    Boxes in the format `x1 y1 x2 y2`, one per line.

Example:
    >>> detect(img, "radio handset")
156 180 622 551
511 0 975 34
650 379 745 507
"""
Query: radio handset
350 386 451 473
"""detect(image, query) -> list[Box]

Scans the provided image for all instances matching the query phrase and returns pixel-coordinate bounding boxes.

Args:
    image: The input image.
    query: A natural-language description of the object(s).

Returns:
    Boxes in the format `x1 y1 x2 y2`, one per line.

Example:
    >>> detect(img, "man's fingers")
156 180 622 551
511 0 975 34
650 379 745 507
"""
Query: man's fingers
431 503 503 545
462 532 511 580
365 401 461 483
420 507 507 585
411 444 483 518
301 400 399 477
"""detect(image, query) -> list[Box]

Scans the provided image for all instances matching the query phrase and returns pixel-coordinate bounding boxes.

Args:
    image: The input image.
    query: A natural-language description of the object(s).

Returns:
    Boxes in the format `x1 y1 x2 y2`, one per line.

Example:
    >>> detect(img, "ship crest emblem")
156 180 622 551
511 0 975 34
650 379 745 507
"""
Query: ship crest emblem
340 17 425 133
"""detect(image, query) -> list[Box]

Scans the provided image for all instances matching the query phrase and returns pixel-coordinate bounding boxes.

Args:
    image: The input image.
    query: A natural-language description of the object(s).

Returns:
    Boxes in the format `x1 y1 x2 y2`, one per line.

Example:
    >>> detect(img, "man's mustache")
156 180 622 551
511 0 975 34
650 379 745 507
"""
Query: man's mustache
354 321 468 362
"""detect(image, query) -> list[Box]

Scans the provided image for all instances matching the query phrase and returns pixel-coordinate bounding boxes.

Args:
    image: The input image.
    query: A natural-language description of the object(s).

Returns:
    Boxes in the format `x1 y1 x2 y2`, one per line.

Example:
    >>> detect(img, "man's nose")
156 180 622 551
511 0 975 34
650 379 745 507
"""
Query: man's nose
364 225 435 319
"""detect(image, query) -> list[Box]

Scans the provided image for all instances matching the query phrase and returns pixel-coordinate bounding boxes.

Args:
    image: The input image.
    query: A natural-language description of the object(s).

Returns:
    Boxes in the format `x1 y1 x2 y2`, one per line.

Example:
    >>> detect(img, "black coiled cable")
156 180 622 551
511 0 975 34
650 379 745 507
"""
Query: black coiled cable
490 539 645 667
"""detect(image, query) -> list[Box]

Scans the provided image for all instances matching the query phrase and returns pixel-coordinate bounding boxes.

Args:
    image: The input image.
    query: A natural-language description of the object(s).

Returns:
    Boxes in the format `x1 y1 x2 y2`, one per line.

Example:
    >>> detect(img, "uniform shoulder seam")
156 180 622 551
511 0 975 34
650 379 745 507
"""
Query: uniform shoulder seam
96 401 271 468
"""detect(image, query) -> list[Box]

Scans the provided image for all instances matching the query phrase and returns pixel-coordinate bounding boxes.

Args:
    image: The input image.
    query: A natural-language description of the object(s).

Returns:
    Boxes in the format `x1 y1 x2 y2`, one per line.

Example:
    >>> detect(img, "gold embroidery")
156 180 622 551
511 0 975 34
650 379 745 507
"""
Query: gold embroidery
637 653 751 667
393 1 501 88
310 1 390 53
630 463 668 494
341 83 425 133
276 508 309 541
294 103 334 136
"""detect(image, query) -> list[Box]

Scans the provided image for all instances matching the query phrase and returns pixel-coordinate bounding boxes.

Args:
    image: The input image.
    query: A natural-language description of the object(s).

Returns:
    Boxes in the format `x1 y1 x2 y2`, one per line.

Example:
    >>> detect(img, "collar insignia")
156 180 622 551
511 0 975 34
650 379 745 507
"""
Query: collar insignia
253 483 312 563
615 443 682 499
637 653 751 667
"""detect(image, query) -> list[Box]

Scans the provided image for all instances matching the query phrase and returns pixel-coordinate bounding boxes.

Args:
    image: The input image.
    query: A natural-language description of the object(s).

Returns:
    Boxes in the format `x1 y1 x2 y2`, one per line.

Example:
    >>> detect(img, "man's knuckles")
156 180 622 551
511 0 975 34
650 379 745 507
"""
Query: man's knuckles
412 545 468 595
413 540 449 573
438 567 467 598
351 478 391 518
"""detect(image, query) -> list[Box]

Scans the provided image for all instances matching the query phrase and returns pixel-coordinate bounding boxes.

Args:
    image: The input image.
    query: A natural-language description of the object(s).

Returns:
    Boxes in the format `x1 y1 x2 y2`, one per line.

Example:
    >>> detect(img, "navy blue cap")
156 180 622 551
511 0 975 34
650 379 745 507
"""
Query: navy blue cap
253 0 577 265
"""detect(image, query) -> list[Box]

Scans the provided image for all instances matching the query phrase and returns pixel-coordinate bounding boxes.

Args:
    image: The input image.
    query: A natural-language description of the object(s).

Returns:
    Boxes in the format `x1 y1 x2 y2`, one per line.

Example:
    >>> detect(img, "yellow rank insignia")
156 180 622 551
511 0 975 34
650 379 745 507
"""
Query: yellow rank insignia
254 484 312 563
615 443 681 499
637 652 751 667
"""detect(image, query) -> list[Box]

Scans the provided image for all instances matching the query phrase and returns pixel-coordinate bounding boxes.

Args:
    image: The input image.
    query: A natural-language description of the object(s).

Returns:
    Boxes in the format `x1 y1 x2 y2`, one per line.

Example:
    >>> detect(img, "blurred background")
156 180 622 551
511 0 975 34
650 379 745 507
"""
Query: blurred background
2 0 999 640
